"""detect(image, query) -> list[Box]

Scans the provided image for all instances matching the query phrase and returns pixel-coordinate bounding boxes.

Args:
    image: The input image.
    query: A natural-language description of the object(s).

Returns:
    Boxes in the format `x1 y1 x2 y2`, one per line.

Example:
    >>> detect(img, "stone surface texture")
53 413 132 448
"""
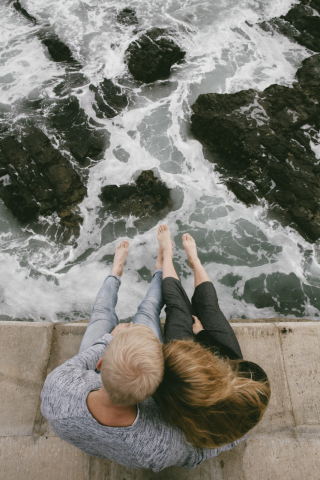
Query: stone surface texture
0 128 87 223
191 53 320 241
126 28 185 83
101 170 172 218
89 79 128 119
116 8 139 26
0 320 319 479
259 0 320 53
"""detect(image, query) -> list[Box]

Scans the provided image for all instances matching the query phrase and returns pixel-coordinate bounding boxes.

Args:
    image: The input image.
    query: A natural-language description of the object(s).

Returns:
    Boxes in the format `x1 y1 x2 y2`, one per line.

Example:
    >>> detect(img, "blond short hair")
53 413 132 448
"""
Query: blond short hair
101 325 164 406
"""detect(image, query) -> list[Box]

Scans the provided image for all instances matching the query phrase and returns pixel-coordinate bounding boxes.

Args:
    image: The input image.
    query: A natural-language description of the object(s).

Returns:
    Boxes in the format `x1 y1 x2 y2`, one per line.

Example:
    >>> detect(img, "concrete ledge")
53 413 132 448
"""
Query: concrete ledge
0 320 319 479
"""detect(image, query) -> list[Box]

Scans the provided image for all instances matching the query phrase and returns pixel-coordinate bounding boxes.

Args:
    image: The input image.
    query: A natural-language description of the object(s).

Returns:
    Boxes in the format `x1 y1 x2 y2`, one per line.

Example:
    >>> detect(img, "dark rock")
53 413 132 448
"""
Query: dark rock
40 33 79 64
49 96 110 163
296 53 320 88
89 79 128 119
259 0 320 52
0 128 87 223
59 208 84 228
191 55 320 241
13 0 37 24
225 181 258 206
0 183 39 222
53 73 89 97
117 8 138 26
101 170 172 217
126 28 185 83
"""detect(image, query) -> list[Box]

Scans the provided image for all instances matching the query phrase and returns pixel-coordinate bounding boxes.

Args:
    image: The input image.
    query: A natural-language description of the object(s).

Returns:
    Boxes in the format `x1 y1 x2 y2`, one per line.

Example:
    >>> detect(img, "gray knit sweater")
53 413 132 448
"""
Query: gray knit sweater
41 333 245 472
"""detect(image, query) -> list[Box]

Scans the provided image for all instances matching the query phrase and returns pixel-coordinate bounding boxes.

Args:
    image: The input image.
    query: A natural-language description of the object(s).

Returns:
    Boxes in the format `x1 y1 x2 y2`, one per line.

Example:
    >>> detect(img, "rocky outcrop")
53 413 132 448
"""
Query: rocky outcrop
0 128 86 223
116 8 138 26
101 170 172 217
191 53 320 241
48 96 110 164
89 79 128 119
259 0 320 52
126 28 185 83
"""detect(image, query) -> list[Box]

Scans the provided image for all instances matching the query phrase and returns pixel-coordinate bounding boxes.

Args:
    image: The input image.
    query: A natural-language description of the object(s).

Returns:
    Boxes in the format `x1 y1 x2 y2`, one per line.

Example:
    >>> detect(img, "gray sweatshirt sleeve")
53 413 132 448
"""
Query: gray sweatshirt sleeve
41 333 113 419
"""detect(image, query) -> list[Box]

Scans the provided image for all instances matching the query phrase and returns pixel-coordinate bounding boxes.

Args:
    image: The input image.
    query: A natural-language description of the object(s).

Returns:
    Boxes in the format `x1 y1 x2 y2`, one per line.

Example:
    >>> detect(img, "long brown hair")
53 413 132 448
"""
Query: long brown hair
153 340 271 448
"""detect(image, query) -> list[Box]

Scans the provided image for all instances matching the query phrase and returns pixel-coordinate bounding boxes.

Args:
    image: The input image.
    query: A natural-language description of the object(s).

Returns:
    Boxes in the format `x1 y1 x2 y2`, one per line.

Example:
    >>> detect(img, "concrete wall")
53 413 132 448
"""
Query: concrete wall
0 321 319 480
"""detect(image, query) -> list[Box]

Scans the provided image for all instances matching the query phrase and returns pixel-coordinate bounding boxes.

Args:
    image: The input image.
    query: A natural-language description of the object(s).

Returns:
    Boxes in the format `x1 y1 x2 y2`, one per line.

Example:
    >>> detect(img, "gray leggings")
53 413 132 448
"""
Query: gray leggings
162 277 243 359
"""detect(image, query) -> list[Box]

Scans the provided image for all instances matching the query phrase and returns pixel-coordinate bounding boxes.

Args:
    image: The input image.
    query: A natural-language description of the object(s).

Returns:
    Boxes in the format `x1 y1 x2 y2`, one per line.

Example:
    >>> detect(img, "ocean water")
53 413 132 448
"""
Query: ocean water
1 0 320 323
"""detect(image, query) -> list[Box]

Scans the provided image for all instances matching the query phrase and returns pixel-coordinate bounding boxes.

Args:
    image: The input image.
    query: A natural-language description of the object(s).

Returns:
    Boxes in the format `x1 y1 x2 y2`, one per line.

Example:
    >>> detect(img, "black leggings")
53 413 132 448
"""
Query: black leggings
162 277 243 359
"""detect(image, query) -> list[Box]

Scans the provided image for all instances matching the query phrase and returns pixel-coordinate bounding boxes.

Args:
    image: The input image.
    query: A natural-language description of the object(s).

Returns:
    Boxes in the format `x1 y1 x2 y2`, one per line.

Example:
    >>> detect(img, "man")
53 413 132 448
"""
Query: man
41 239 243 472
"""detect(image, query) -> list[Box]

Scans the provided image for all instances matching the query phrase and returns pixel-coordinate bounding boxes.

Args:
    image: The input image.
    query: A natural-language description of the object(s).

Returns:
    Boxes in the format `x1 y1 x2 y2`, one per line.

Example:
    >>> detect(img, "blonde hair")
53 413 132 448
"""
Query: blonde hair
101 325 164 406
153 340 271 448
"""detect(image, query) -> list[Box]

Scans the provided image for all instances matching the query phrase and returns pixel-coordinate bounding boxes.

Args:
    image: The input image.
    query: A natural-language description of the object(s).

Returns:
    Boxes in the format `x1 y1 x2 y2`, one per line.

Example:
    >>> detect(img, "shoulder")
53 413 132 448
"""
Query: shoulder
41 367 101 420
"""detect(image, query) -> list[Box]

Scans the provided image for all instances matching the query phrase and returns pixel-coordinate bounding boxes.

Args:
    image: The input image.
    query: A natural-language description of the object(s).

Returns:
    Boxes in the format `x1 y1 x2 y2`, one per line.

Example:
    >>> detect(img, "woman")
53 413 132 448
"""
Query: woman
153 224 271 449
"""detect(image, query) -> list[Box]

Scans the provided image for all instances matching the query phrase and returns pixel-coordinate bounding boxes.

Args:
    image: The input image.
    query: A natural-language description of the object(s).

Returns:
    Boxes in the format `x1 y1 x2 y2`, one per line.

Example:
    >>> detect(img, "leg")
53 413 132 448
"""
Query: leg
183 233 243 358
78 241 129 353
157 224 179 281
132 245 164 341
157 224 194 343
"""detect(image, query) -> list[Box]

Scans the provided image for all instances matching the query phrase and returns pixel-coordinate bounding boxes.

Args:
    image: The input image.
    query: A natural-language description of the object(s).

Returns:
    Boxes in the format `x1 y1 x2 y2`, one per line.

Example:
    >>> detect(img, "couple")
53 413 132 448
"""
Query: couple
41 224 270 472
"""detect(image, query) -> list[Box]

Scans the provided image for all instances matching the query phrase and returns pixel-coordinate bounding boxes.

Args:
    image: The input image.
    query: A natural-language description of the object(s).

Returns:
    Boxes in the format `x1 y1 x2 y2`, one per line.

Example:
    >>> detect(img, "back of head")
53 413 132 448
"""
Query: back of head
153 340 271 448
101 325 164 406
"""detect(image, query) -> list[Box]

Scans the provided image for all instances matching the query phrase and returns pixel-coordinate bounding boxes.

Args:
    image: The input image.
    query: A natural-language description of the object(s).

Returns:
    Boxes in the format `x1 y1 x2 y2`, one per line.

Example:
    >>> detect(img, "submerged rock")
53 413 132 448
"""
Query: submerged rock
117 8 138 26
126 28 185 83
191 53 320 241
89 79 128 119
259 0 320 52
101 170 172 217
0 128 86 223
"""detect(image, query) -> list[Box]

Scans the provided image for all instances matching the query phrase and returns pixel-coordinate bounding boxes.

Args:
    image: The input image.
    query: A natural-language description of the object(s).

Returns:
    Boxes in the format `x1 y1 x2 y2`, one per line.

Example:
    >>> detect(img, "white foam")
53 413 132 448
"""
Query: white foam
1 0 319 322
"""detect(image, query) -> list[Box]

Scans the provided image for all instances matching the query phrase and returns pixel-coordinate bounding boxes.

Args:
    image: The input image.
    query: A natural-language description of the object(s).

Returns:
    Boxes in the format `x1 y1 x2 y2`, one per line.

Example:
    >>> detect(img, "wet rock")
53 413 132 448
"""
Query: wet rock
40 33 79 64
101 170 172 217
191 54 320 241
0 183 39 222
225 181 258 206
59 208 83 228
296 53 320 92
126 27 185 83
48 96 110 163
259 0 320 52
0 128 86 223
117 8 138 26
13 1 37 24
113 146 130 163
11 2 79 65
53 72 90 97
89 79 128 119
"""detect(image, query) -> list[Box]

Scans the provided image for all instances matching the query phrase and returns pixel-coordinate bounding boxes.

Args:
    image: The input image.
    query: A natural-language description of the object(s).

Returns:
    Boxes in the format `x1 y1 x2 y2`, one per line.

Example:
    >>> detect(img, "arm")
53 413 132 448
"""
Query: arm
41 333 113 419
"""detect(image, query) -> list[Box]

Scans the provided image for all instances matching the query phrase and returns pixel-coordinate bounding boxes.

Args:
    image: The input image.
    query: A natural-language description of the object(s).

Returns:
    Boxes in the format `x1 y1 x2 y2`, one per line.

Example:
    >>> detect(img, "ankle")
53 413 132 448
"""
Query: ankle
111 267 122 277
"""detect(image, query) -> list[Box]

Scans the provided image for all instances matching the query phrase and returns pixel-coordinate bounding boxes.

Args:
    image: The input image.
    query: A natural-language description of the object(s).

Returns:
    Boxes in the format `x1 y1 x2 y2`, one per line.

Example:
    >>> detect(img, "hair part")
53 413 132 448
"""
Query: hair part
153 340 271 448
101 325 164 406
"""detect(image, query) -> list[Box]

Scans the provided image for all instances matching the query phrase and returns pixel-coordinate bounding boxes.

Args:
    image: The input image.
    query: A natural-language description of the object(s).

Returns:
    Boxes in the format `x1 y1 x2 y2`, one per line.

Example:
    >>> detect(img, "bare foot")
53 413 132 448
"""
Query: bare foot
157 224 173 255
155 241 174 270
182 233 199 269
111 240 129 277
